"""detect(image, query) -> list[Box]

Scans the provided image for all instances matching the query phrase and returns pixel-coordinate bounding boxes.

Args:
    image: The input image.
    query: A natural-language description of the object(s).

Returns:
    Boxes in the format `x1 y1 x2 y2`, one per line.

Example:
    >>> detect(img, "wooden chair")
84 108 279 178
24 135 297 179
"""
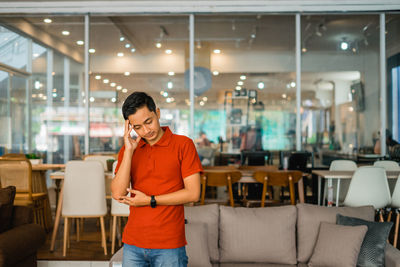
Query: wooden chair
251 170 302 207
200 170 242 207
0 157 48 228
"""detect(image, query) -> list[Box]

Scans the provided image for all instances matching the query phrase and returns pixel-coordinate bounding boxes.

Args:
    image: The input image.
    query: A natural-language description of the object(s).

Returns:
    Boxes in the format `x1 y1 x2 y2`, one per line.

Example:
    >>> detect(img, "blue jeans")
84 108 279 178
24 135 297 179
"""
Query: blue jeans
122 243 188 267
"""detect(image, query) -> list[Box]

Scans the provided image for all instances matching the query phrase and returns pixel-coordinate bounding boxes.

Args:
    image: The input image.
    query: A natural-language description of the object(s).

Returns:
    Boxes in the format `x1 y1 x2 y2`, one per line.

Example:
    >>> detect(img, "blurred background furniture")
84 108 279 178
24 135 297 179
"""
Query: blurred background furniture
62 161 108 256
391 177 400 248
84 154 116 199
374 160 400 194
0 186 46 267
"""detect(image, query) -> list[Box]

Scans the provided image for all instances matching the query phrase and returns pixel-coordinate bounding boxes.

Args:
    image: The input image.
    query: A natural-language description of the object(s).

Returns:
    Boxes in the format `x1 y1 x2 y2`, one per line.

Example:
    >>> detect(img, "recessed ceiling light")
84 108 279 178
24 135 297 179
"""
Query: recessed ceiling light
237 81 244 86
120 36 125 42
282 93 287 98
213 49 221 54
89 97 95 102
340 39 349 50
117 52 124 57
52 93 57 98
213 71 219 76
131 48 136 53
156 42 162 48
122 88 128 93
257 82 265 90
302 47 307 53
116 86 122 90
167 81 173 89
235 86 241 90
290 82 296 88
124 72 130 76
199 101 205 106
95 75 101 80
33 53 39 58
111 97 116 103
44 18 52 23
89 48 95 53
103 79 109 84
165 49 172 54
76 40 84 45
163 92 168 97
110 82 116 87
62 31 70 36
168 71 175 76
240 75 246 80
125 43 131 48
203 97 208 101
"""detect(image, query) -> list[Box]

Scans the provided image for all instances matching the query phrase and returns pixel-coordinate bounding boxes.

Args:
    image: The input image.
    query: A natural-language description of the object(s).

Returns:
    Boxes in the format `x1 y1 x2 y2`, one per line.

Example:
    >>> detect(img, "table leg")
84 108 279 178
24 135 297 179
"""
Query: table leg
336 179 341 207
298 178 305 203
55 179 61 208
318 176 321 206
50 180 64 252
327 178 333 207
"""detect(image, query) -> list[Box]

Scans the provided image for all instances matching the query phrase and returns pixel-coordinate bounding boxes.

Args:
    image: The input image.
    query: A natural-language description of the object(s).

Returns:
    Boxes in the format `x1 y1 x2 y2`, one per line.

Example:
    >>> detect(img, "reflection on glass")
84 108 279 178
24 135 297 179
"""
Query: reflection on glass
0 26 28 70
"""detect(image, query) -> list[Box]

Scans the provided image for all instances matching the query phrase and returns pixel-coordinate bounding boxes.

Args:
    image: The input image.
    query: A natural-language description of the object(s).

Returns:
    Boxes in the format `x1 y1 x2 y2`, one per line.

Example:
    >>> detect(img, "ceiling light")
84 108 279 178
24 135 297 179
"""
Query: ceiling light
290 82 296 88
76 40 84 45
160 91 165 95
235 86 241 90
257 82 265 90
282 93 287 98
110 82 116 87
43 96 47 100
111 97 116 103
167 81 173 89
237 81 244 86
131 48 136 53
61 31 70 36
116 85 122 90
203 97 208 101
240 75 246 80
340 39 349 50
103 79 109 84
166 97 174 103
44 18 52 23
125 43 131 48
89 48 95 53
117 52 124 57
124 72 130 76
163 92 168 97
302 47 307 53
34 81 41 89
213 49 221 54
89 97 95 102
33 53 39 58
168 71 175 76
213 71 219 76
52 93 57 98
95 75 101 80
156 42 162 48
122 88 128 93
120 36 125 42
352 47 357 53
38 93 43 98
199 101 205 106
165 49 172 54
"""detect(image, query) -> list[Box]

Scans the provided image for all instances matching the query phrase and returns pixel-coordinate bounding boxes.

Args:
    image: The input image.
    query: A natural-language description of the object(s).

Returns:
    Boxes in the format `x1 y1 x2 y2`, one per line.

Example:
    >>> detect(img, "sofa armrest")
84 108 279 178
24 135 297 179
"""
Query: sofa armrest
11 206 33 227
0 224 45 267
386 244 400 267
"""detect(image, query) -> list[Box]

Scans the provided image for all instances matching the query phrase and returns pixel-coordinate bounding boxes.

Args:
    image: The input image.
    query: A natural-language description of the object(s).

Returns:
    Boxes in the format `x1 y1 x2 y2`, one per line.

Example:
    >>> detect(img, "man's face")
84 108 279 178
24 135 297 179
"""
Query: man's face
128 106 161 143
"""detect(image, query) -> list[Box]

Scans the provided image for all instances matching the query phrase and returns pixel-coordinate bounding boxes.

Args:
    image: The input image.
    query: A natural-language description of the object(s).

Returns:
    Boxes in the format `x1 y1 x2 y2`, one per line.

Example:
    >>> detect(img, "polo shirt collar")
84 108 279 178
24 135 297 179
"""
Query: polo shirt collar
138 126 172 147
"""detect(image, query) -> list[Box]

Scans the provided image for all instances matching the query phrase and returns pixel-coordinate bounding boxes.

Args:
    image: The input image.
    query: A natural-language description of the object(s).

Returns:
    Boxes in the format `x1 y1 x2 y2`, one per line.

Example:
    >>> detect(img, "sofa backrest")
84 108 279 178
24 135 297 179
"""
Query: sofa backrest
296 203 375 263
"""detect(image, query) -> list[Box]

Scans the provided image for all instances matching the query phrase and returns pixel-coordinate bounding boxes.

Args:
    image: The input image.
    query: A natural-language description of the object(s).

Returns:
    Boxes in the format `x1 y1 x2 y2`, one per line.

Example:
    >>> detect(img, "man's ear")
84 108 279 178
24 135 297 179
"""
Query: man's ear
156 108 160 119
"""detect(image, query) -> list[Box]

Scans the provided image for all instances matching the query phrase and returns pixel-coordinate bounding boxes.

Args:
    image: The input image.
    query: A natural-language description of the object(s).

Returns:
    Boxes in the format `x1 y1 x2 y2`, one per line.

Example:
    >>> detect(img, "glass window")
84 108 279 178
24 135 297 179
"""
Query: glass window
0 25 28 70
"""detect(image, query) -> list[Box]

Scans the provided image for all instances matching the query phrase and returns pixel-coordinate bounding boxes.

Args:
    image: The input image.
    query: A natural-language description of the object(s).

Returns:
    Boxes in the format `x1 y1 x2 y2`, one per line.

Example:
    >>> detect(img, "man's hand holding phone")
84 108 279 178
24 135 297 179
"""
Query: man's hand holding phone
124 120 141 155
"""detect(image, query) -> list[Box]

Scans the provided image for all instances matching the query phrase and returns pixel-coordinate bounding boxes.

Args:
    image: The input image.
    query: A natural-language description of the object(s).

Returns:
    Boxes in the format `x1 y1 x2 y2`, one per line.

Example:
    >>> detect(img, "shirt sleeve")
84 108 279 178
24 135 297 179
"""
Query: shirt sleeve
114 145 125 175
181 139 203 179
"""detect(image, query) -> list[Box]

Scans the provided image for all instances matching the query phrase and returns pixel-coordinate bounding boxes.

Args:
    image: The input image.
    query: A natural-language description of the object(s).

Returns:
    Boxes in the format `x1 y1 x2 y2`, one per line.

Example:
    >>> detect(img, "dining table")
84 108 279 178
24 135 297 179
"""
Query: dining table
312 170 400 207
49 170 113 251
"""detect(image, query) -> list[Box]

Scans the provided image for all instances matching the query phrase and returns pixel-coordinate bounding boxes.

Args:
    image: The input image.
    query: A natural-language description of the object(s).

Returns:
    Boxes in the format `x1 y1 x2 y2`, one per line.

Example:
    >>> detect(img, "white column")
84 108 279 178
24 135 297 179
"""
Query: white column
380 13 386 156
84 14 90 155
296 14 301 151
189 14 195 139
63 57 70 162
46 49 53 163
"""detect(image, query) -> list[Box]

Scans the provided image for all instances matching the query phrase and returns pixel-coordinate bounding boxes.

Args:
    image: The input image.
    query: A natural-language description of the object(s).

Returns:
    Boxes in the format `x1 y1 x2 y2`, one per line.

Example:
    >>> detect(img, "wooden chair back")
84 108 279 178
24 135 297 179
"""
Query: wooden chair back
0 157 33 198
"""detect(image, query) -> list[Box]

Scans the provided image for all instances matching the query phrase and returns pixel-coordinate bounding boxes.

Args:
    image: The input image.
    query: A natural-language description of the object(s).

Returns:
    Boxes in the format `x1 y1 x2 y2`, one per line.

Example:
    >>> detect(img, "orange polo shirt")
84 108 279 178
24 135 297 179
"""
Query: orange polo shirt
115 126 203 249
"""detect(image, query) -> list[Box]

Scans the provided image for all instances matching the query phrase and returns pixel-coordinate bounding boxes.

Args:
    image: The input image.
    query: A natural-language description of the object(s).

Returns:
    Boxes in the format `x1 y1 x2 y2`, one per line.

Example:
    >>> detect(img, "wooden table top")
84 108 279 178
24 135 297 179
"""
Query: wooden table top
32 164 66 171
312 170 400 179
50 171 113 179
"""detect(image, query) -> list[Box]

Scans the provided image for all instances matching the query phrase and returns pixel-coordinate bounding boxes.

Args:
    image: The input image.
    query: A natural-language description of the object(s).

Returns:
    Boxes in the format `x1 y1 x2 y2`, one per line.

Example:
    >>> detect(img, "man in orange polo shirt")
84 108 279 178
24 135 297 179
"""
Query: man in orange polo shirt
111 92 202 266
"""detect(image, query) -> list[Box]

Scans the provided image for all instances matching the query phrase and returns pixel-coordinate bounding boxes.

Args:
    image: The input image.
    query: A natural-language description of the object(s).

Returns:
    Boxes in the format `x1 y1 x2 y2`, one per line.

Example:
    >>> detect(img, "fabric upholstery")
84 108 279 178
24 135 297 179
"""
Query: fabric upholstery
385 244 400 267
219 205 297 264
337 214 393 267
296 203 374 263
0 186 16 233
308 222 367 267
184 204 219 262
185 222 212 267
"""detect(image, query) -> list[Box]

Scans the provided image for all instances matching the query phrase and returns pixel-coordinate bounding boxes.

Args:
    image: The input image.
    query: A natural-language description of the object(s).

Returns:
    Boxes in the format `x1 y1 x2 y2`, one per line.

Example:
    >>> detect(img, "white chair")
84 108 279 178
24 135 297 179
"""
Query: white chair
62 161 108 256
110 160 130 254
391 176 400 247
344 166 391 221
84 155 116 199
374 160 400 194
323 160 357 205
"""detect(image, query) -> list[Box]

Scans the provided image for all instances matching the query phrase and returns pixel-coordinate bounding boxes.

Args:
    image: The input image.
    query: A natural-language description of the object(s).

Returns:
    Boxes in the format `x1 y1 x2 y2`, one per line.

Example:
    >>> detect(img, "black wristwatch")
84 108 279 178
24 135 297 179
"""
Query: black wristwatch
150 195 157 208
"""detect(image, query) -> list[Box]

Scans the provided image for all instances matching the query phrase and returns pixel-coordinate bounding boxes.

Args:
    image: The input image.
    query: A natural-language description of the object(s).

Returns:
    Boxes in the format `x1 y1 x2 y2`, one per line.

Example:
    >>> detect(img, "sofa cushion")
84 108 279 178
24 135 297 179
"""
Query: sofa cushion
308 222 367 267
296 203 374 263
337 214 393 267
219 264 297 267
219 205 297 264
0 186 16 233
185 222 212 267
184 204 219 262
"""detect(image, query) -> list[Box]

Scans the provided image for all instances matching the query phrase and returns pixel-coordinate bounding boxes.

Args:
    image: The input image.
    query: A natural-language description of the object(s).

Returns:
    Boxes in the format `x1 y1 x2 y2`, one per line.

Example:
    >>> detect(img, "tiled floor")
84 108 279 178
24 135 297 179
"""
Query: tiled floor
38 261 109 267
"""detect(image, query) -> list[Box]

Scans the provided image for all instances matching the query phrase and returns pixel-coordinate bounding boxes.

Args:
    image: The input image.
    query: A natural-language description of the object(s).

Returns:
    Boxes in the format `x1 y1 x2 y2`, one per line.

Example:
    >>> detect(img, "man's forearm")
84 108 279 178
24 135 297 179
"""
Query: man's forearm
154 187 199 206
111 151 133 199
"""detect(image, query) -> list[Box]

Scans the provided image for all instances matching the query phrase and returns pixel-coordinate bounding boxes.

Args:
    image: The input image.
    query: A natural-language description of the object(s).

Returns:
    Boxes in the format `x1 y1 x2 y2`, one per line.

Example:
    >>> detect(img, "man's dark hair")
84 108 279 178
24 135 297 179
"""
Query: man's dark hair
122 92 156 120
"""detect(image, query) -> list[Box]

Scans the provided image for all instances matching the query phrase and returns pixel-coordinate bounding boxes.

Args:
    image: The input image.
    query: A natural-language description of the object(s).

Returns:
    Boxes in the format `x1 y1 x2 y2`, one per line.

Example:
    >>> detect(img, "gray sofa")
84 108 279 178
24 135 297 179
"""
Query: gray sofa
110 203 400 267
